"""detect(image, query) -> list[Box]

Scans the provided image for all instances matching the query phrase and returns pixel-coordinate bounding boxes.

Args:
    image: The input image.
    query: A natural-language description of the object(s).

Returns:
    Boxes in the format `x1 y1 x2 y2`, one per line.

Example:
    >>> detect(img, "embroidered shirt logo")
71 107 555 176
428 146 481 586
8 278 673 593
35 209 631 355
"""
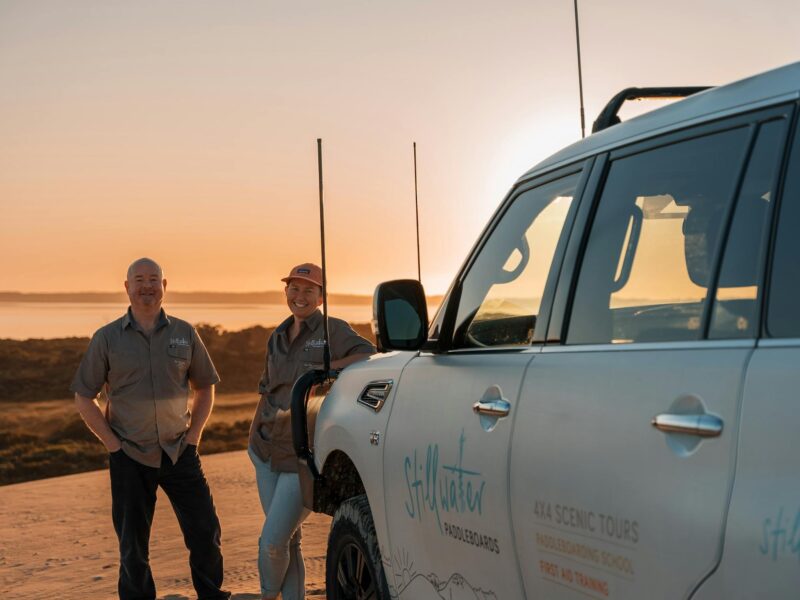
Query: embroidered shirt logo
304 338 326 349
170 337 190 346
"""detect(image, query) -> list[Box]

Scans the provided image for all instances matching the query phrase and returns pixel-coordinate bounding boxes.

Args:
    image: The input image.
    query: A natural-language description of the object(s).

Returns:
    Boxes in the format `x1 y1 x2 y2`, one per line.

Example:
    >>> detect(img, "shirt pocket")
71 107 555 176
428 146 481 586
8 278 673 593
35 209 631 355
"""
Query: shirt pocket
271 352 310 391
167 344 192 384
108 351 143 393
303 346 325 369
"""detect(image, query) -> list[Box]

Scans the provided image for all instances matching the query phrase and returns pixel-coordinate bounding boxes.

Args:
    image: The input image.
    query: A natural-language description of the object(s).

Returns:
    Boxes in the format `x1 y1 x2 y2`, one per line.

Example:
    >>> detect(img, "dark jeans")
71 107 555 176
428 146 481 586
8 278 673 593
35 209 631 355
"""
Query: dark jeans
109 445 230 600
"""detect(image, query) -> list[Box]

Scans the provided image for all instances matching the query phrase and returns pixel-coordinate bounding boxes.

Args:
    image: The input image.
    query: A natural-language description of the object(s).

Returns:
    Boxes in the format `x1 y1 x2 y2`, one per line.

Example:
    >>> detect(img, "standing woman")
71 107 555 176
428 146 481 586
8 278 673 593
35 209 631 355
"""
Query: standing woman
248 263 375 600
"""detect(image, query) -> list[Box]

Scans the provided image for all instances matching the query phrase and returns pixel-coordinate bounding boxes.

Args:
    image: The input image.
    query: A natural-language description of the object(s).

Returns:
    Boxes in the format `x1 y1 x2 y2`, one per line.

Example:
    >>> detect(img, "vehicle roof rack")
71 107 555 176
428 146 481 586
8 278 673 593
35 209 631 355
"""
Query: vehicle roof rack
592 86 711 134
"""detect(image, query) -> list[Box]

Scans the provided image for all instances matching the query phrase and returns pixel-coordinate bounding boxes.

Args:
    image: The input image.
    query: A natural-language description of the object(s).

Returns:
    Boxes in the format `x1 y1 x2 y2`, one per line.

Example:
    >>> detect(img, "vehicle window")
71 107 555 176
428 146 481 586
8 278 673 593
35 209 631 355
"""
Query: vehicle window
567 127 750 344
767 117 800 338
710 119 788 339
453 174 579 348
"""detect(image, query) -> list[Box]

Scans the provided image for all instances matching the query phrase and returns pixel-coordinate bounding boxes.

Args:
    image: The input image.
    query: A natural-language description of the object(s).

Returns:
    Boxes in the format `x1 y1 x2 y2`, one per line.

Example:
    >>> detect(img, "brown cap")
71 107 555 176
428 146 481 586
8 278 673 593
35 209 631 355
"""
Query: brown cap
281 263 323 287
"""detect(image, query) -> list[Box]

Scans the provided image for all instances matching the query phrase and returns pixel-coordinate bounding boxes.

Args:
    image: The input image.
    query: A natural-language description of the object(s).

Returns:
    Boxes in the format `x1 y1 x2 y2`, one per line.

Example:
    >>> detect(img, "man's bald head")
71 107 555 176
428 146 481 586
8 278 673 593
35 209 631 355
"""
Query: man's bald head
125 258 166 315
127 258 163 281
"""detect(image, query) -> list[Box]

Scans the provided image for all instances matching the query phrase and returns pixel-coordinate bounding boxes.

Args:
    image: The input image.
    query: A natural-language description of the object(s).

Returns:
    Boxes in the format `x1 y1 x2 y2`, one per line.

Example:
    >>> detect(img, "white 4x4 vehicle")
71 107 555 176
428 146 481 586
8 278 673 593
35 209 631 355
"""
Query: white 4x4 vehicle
291 61 800 599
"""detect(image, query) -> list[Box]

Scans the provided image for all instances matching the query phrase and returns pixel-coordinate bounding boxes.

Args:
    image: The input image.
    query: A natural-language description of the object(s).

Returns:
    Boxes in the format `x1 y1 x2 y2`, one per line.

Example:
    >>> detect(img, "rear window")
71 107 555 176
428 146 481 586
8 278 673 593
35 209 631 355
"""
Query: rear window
567 127 751 344
767 117 800 338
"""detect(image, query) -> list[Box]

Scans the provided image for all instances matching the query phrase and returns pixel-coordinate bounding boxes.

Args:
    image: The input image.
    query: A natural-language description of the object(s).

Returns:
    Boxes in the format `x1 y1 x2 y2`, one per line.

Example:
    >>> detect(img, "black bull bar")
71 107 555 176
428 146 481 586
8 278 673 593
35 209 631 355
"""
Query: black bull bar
290 368 333 482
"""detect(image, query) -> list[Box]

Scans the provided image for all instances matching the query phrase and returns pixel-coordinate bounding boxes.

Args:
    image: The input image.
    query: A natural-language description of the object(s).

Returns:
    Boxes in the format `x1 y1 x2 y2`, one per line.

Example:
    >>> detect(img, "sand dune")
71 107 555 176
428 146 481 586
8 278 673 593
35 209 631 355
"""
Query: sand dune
0 450 331 599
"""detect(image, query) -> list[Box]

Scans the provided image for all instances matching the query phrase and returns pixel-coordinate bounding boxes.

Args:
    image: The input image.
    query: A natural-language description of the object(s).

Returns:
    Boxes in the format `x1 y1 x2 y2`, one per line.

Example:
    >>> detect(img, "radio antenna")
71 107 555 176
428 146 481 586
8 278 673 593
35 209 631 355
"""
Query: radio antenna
573 0 586 139
317 138 331 374
413 141 422 282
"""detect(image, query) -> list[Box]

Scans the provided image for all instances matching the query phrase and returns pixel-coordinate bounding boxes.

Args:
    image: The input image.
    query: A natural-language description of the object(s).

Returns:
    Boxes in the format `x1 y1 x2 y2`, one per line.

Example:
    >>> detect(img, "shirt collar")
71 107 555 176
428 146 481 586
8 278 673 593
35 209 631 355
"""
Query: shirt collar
156 309 170 330
274 315 294 337
274 309 323 341
304 309 323 331
122 307 170 332
122 309 133 330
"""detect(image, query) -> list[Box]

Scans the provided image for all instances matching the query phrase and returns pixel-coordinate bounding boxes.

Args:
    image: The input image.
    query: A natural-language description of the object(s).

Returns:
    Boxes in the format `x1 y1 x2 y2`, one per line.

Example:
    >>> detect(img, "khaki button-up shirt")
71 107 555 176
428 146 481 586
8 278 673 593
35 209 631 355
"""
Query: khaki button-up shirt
71 308 220 468
248 310 375 471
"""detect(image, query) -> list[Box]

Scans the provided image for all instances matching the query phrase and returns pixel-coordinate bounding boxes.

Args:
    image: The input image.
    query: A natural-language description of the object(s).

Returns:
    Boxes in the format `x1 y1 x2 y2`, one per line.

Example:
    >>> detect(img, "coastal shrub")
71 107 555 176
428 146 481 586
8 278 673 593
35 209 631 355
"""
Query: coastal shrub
0 440 107 485
50 414 102 444
198 419 251 454
0 337 88 403
1 415 258 485
0 431 39 450
0 323 375 402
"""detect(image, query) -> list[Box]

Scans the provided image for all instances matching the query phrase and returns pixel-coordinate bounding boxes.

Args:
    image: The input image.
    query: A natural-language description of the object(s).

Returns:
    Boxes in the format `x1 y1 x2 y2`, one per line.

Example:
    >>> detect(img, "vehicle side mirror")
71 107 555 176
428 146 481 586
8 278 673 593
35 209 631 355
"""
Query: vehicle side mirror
373 279 429 352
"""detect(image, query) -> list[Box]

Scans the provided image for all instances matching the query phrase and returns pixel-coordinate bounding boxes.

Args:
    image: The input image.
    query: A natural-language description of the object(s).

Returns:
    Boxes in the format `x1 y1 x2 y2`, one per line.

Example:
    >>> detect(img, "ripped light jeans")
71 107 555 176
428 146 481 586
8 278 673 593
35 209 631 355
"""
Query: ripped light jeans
248 447 311 600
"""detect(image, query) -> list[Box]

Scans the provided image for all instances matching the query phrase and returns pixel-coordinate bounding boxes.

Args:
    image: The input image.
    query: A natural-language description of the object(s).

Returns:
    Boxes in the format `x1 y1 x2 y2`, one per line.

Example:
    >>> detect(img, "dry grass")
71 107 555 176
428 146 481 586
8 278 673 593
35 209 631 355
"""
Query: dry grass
0 393 257 486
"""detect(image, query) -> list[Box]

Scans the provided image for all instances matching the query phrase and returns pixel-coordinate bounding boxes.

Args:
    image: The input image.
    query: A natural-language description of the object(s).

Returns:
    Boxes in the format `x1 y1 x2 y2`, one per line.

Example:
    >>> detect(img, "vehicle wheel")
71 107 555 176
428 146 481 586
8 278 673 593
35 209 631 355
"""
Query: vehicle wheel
326 494 391 600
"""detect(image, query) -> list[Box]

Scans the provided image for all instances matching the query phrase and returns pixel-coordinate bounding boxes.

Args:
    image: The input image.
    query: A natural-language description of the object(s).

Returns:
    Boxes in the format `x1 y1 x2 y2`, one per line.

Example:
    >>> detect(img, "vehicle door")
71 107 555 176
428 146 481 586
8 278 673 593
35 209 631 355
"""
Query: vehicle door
694 108 800 599
510 107 792 599
381 167 586 599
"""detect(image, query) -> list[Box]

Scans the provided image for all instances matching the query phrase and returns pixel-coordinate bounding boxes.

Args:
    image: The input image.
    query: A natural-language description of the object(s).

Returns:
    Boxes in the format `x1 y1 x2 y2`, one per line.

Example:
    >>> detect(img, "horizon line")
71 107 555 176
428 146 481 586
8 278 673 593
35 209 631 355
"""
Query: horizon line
0 289 370 295
0 290 445 301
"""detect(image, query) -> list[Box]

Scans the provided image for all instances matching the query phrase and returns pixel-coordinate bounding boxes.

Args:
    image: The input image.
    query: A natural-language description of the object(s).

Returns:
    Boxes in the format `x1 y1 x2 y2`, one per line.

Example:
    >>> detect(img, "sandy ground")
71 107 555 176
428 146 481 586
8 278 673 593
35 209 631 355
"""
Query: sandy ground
0 450 332 599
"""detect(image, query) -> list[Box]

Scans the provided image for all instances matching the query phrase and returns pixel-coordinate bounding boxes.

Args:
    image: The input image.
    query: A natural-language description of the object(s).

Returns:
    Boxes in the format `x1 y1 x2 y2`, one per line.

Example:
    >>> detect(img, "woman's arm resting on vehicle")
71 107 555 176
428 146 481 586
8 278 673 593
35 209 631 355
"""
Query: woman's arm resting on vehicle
330 352 371 370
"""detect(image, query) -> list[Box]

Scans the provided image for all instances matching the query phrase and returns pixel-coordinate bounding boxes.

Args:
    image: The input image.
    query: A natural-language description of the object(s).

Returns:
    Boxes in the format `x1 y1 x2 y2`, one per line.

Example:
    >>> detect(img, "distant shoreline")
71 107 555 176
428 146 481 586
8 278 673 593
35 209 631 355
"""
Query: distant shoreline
0 291 371 304
0 291 444 306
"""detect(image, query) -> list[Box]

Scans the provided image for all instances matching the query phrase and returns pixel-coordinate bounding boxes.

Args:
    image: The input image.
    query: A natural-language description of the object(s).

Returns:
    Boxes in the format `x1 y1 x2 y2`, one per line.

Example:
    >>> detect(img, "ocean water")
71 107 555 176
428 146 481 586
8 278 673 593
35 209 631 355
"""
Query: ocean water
0 302 373 340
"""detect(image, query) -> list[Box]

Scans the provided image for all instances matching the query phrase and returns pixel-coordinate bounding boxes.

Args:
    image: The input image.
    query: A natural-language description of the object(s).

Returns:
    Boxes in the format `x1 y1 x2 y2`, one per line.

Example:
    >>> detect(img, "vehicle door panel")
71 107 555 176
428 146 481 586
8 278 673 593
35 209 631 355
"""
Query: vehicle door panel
382 352 533 599
512 344 749 599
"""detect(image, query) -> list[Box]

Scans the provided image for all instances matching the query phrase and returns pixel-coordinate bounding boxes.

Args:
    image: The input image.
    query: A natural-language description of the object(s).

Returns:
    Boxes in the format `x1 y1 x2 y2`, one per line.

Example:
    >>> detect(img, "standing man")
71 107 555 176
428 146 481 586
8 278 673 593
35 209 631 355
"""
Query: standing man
71 258 230 600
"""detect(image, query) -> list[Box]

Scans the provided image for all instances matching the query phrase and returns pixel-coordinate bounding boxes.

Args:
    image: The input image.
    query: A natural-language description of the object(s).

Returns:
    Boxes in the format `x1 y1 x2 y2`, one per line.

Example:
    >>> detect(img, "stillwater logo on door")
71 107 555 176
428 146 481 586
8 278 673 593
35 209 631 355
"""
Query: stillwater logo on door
403 429 500 554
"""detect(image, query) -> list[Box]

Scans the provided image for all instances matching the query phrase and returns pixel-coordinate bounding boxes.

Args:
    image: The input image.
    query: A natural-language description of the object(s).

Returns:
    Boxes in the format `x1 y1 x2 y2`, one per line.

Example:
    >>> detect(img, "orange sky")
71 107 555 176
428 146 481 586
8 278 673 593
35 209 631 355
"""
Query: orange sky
1 0 798 295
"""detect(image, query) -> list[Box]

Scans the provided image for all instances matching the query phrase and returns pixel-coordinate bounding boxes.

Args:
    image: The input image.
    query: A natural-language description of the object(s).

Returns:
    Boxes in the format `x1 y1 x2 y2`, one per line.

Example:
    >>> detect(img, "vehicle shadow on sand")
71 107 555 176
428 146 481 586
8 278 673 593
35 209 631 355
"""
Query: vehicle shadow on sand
161 595 262 600
161 593 324 599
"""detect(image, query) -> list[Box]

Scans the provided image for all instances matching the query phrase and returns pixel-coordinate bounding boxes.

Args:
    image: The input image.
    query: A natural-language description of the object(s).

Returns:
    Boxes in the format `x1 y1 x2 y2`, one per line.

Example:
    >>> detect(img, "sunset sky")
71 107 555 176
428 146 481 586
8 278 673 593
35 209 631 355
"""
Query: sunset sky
1 0 798 296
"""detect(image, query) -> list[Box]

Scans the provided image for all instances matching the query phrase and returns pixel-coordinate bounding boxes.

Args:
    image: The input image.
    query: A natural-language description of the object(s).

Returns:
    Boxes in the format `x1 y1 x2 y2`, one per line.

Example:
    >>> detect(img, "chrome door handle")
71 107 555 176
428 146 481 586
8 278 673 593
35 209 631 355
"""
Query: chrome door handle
473 399 511 417
651 413 723 437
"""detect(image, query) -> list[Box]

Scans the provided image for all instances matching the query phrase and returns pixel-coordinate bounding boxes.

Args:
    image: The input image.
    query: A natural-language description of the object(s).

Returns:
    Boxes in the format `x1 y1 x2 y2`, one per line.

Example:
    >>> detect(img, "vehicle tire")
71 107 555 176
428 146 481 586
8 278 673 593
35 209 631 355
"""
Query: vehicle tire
326 494 391 600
